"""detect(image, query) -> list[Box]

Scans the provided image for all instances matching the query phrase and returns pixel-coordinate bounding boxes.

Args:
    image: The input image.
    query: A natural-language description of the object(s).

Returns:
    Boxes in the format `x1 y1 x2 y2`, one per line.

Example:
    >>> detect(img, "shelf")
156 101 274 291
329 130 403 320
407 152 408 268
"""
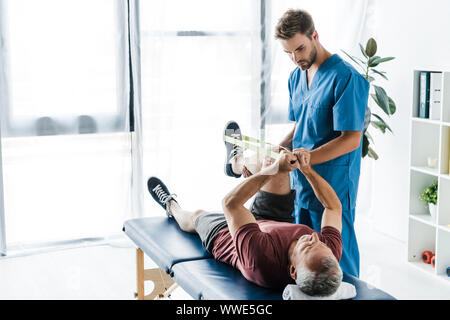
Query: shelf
437 274 450 282
438 224 450 233
410 166 439 176
411 118 450 127
411 117 441 125
437 178 450 227
410 121 440 170
409 261 436 276
410 214 436 227
409 68 450 286
409 168 450 180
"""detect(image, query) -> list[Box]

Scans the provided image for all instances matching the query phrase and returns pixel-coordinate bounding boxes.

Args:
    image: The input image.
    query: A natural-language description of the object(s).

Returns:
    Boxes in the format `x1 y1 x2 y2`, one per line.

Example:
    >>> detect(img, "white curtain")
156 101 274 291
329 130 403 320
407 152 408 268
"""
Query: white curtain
0 130 5 255
139 0 262 215
0 0 140 249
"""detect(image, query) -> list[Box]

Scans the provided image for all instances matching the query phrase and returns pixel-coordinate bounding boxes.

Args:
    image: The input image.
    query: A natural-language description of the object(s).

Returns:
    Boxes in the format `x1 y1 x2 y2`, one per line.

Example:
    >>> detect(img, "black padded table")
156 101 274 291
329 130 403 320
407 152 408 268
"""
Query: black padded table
123 217 396 300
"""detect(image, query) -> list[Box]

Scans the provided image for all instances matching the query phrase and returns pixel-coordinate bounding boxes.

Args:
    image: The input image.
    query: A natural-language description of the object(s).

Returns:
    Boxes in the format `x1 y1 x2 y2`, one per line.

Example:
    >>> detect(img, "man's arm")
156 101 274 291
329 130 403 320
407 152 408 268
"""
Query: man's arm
308 130 361 165
294 149 342 232
278 123 296 151
222 151 299 238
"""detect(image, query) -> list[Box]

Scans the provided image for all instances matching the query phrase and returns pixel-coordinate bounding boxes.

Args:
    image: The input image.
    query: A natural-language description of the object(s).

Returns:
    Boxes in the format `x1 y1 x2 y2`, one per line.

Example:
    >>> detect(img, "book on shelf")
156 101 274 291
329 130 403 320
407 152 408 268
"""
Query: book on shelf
429 72 442 120
419 71 430 118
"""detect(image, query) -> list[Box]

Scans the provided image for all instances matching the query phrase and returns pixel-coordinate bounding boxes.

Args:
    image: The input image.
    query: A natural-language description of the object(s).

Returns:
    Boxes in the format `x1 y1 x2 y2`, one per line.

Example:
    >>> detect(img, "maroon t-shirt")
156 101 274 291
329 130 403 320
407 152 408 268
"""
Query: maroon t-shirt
211 220 342 289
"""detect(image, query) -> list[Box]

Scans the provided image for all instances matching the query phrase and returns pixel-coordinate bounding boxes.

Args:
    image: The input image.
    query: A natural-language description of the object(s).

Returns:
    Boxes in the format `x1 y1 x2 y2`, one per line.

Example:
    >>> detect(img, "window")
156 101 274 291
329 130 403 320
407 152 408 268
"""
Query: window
1 0 128 137
139 0 263 213
0 0 134 246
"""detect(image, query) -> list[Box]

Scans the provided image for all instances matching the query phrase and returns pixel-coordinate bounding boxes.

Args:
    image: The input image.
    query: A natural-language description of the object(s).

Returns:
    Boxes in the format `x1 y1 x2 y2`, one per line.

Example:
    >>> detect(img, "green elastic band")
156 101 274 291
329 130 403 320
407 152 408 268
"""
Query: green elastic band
223 134 280 159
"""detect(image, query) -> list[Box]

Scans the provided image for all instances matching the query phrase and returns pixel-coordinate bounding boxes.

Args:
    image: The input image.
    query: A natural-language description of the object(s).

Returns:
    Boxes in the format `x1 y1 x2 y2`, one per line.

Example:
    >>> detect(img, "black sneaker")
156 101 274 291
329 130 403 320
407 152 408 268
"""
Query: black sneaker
147 177 178 218
224 120 243 178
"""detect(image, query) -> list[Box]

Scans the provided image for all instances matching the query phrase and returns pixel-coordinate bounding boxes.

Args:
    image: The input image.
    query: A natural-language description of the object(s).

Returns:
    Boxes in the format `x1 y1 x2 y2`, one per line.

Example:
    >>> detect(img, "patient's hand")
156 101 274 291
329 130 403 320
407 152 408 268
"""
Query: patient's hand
294 148 312 173
277 150 299 173
242 165 253 178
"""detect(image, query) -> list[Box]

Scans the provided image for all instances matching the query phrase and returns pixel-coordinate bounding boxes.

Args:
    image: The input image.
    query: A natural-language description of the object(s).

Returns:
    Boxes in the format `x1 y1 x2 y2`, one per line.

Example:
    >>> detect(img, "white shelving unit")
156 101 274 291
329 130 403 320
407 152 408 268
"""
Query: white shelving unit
408 68 450 282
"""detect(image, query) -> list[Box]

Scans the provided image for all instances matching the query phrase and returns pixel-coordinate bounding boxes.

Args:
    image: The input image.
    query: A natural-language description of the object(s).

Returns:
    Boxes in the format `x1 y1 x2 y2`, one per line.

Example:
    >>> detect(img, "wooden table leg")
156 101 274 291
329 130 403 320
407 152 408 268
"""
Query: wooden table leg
136 248 145 300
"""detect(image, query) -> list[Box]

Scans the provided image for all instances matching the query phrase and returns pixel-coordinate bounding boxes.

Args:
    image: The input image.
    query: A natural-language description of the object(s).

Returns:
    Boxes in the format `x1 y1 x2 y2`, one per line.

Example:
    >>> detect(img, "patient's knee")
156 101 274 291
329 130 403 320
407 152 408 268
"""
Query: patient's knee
192 209 207 222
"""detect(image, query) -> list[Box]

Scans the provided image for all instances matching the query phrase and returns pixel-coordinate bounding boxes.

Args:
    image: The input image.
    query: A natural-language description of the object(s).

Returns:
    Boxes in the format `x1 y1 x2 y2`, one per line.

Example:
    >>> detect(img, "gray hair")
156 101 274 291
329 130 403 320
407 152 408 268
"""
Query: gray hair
295 256 343 297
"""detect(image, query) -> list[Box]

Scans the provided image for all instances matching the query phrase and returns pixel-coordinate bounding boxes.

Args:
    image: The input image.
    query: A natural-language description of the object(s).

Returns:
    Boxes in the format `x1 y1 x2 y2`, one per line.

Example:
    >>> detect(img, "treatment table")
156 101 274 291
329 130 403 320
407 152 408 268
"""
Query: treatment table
123 217 396 300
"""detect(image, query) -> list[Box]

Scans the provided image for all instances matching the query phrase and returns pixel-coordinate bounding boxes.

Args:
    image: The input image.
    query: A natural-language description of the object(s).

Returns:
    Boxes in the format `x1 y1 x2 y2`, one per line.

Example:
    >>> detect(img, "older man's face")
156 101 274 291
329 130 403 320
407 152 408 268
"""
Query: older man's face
291 232 335 273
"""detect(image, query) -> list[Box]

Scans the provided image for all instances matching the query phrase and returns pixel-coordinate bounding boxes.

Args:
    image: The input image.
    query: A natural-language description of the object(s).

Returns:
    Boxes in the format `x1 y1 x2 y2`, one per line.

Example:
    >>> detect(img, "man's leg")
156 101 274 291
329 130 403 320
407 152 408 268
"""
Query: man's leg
230 151 265 177
258 156 292 195
147 176 229 254
246 156 296 222
147 176 207 233
167 200 229 256
166 200 206 234
231 153 292 195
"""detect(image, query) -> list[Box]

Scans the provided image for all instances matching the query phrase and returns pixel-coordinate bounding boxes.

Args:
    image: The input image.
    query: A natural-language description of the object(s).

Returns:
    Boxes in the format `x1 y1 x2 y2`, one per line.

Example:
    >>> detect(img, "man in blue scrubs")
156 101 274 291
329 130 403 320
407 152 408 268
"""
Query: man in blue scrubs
273 9 370 278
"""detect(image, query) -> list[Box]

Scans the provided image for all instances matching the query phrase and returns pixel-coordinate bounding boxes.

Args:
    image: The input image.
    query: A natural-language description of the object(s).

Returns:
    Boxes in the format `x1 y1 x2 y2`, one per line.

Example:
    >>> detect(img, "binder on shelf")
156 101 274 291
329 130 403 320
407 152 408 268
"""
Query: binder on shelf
419 71 430 118
429 72 442 120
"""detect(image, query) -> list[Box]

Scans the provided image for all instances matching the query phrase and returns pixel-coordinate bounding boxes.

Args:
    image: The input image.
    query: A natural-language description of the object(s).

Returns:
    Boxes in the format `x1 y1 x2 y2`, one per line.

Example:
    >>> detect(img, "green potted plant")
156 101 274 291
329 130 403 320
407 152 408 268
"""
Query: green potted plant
342 38 396 160
420 179 438 221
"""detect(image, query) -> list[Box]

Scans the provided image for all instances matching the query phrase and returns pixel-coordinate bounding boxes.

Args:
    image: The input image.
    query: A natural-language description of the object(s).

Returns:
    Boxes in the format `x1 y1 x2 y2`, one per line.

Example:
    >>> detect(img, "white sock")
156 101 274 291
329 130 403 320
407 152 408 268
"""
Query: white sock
230 154 244 175
231 151 266 175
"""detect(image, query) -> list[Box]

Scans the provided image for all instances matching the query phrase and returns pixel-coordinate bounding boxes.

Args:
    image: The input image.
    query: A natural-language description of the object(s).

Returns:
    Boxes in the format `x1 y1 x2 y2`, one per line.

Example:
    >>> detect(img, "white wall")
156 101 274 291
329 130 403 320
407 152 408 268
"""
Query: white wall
366 0 450 241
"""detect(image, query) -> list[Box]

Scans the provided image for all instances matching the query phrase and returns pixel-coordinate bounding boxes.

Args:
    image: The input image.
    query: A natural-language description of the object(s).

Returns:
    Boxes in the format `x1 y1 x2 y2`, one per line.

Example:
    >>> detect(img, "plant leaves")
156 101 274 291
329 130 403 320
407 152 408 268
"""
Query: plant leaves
388 96 396 115
365 75 375 83
372 113 393 133
365 38 377 57
340 50 366 72
365 130 374 143
371 57 395 66
372 68 387 74
368 146 379 160
371 120 387 133
372 85 391 115
368 55 381 67
359 43 368 58
362 133 369 158
371 68 388 80
363 106 371 133
371 93 379 108
420 179 438 205
362 130 379 160
355 56 368 65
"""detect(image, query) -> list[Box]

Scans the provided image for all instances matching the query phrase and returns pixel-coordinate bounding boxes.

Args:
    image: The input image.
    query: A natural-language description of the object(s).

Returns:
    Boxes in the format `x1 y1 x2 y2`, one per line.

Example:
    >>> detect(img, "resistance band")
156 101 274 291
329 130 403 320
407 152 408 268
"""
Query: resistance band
223 134 291 160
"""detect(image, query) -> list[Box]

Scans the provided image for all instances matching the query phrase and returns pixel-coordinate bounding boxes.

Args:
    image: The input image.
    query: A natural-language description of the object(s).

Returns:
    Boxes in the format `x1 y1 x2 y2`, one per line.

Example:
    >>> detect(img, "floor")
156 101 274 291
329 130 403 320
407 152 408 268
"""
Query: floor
0 216 449 300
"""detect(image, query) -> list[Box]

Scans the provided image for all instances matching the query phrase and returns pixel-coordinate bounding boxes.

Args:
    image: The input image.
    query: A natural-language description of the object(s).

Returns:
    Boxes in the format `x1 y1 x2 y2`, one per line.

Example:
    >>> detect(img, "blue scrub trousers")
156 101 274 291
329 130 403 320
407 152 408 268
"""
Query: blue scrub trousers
296 207 360 278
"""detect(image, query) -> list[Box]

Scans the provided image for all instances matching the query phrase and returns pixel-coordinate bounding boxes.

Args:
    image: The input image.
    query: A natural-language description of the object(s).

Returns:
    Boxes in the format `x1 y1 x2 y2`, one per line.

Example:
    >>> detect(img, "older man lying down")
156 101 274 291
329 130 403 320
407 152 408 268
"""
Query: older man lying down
147 147 343 297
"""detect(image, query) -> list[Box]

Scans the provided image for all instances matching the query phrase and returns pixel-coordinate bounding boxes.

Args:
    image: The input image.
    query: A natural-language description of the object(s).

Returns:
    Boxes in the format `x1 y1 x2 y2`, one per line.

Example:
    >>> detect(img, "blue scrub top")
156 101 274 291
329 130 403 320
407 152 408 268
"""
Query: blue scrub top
288 53 370 211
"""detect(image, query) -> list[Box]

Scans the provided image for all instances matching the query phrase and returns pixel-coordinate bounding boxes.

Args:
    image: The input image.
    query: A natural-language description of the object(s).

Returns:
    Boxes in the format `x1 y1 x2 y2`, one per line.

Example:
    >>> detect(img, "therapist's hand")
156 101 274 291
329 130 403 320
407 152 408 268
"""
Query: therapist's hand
294 148 312 174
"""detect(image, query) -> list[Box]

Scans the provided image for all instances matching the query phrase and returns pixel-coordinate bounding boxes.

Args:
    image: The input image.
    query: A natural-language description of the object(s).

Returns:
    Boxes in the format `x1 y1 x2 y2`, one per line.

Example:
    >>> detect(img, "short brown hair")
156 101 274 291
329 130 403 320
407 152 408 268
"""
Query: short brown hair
274 9 315 40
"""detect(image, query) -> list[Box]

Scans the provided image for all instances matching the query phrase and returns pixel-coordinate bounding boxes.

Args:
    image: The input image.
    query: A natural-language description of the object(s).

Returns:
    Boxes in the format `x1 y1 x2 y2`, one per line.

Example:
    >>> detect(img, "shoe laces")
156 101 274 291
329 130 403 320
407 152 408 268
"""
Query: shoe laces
152 184 177 216
229 133 243 158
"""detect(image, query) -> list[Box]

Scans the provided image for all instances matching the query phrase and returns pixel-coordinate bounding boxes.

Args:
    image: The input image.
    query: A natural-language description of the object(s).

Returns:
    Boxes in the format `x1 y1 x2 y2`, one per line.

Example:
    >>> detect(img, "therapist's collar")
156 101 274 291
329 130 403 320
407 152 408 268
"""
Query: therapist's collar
318 54 341 71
